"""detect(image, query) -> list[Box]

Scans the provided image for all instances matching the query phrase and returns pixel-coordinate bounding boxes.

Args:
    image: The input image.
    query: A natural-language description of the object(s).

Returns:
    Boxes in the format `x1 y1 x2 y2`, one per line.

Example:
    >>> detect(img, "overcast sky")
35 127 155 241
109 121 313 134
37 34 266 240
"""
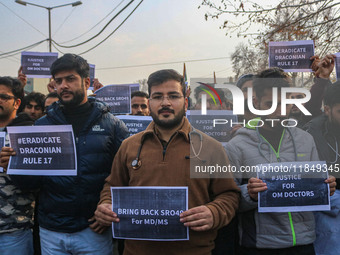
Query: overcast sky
0 0 257 85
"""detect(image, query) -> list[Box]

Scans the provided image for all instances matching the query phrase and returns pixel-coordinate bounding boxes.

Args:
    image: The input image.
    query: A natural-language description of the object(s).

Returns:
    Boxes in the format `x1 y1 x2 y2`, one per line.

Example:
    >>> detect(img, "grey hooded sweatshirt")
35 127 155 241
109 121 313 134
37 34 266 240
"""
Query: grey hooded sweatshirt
225 123 319 249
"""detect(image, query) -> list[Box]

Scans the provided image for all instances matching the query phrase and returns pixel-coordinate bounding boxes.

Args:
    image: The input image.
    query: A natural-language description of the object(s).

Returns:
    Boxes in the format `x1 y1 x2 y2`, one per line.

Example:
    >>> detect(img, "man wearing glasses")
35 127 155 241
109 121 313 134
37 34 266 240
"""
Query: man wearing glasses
0 77 35 255
1 54 129 255
95 69 240 255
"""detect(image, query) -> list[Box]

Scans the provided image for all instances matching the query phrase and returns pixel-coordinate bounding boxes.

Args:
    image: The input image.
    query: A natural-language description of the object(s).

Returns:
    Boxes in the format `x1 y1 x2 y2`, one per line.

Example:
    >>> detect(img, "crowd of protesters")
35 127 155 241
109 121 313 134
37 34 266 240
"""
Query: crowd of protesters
0 52 338 255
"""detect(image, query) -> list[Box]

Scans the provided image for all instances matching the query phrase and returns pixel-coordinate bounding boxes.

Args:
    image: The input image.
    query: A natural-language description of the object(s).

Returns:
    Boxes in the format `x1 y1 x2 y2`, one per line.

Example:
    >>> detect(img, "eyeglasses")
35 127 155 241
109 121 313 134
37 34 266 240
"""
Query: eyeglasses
0 94 16 102
149 94 184 103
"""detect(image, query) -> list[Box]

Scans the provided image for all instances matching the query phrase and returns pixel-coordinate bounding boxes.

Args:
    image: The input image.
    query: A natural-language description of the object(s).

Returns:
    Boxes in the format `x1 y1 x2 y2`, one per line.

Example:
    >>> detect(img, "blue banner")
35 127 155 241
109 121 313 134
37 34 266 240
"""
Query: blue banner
116 115 152 136
7 125 77 176
21 51 58 78
95 84 131 114
269 40 314 72
257 161 330 212
111 187 188 241
89 64 95 90
187 110 237 145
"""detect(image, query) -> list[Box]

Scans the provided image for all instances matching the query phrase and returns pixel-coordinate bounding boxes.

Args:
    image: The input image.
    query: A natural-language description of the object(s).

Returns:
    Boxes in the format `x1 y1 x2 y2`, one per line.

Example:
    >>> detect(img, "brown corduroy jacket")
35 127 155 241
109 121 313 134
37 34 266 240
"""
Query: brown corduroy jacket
99 117 240 255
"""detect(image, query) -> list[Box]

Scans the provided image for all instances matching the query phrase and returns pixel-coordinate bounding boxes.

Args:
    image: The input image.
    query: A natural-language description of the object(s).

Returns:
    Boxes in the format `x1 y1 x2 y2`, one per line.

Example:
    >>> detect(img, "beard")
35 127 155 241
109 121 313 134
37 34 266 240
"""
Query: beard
289 108 301 117
58 82 85 107
150 106 185 129
0 104 14 121
134 112 145 116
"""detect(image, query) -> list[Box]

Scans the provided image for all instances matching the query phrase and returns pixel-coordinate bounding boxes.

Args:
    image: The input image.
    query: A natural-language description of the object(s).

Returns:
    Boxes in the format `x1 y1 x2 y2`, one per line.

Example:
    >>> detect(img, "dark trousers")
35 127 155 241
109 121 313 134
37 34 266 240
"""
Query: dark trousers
212 217 238 255
239 244 315 255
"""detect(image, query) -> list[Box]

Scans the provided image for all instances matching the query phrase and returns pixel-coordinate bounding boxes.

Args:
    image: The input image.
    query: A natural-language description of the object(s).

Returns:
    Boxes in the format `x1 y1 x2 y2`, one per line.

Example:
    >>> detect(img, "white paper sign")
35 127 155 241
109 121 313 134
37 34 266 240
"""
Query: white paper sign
7 125 77 176
269 40 314 72
257 161 330 212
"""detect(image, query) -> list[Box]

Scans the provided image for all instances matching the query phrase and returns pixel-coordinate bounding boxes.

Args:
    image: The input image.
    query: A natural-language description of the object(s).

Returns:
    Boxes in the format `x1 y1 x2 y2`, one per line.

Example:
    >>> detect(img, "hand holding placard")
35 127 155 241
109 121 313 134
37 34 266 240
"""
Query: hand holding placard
325 175 336 196
92 78 103 93
17 66 27 87
47 79 56 93
180 205 213 231
247 177 268 201
0 147 16 171
95 203 120 226
312 54 335 78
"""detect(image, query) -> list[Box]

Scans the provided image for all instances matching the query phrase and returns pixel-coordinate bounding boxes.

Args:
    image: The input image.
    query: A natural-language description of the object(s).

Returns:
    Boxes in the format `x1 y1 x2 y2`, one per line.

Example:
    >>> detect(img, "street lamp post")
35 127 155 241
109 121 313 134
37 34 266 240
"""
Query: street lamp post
15 0 82 52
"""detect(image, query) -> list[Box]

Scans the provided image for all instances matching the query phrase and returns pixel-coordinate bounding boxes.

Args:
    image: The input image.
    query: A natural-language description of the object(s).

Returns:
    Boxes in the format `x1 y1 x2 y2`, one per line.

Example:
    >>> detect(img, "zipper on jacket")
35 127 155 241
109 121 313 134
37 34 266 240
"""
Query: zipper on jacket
288 212 297 246
259 129 285 161
160 132 177 160
260 129 297 246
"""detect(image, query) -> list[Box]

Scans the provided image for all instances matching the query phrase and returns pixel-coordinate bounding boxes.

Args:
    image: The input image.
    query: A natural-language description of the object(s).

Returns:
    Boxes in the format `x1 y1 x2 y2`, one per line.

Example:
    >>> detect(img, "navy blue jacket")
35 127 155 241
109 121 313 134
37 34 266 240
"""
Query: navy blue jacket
12 98 129 232
305 115 340 189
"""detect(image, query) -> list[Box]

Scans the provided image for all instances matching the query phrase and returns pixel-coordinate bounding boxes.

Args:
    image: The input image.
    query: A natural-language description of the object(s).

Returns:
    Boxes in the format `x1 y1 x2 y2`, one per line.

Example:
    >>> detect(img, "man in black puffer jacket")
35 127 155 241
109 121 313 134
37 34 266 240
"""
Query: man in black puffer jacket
305 83 340 255
4 54 129 255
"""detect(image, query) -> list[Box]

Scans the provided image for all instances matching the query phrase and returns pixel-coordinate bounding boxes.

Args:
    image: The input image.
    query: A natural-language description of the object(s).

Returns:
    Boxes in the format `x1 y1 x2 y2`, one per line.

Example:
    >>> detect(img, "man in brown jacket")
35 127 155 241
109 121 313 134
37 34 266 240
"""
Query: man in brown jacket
95 69 239 255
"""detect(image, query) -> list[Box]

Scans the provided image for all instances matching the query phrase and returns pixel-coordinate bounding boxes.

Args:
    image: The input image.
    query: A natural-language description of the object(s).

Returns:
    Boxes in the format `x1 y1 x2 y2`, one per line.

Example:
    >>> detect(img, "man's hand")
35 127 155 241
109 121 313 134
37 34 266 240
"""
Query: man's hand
230 124 242 137
311 55 320 74
311 54 335 79
0 147 16 170
47 79 56 93
18 66 27 87
88 216 108 234
94 204 119 226
180 205 213 231
318 54 335 79
247 177 267 201
93 78 103 93
325 175 336 196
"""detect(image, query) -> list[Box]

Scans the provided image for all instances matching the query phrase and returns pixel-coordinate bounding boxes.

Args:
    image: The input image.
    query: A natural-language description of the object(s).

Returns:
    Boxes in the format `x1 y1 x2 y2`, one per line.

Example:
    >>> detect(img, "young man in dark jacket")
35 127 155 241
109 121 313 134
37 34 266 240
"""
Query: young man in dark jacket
1 54 129 254
305 83 340 255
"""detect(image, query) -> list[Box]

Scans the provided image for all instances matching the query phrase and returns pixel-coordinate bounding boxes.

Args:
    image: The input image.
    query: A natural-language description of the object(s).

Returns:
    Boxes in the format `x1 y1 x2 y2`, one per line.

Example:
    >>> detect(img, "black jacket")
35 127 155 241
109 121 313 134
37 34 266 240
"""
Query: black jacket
12 98 129 232
305 115 340 189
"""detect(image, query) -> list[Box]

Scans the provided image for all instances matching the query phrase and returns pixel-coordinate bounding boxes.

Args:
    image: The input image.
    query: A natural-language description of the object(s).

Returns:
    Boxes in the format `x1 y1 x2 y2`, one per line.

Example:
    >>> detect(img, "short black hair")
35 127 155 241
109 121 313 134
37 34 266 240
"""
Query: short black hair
23 92 46 110
253 67 291 100
51 53 89 78
147 69 185 96
324 82 340 107
131 91 149 99
0 76 24 100
236 74 254 89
